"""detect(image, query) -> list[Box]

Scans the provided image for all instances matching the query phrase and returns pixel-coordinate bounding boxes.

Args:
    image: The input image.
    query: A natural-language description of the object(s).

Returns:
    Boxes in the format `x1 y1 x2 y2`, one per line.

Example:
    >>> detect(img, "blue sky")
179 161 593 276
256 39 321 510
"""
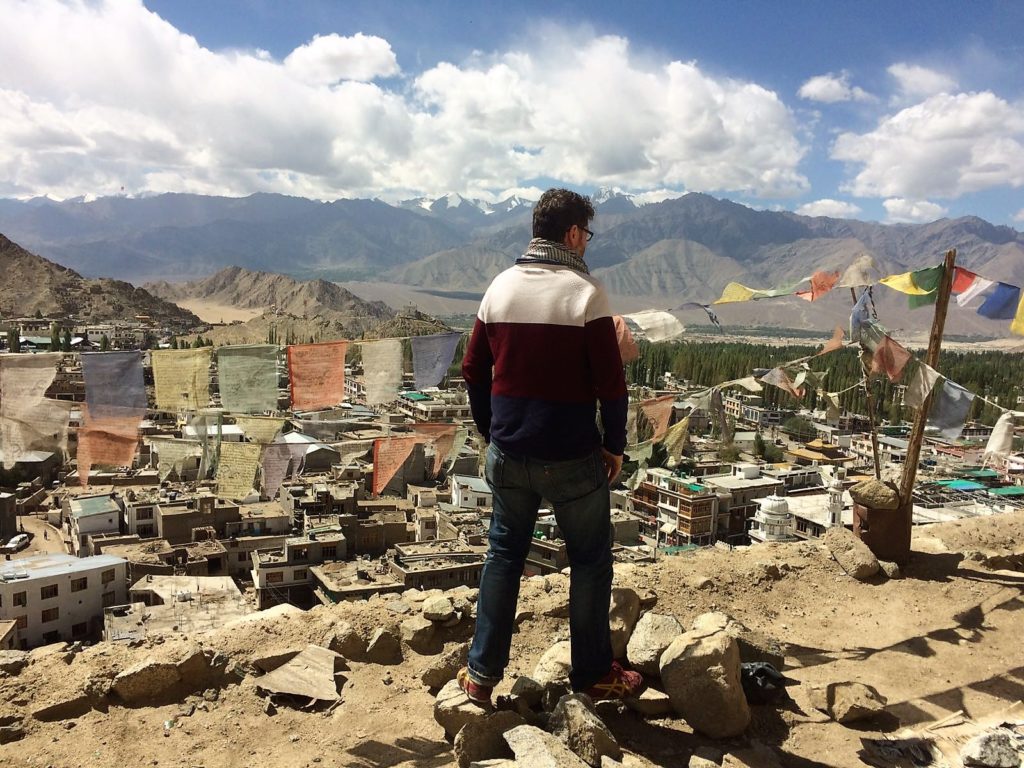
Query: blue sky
1 0 1022 226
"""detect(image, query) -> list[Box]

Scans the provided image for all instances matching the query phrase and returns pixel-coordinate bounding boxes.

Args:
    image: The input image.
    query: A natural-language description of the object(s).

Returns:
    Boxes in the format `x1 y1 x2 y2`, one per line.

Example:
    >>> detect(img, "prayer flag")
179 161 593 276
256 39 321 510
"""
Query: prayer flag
760 368 804 398
372 436 420 495
1012 295 1024 336
837 254 879 288
818 326 845 355
662 418 690 460
869 335 912 383
0 354 71 468
361 339 403 406
982 411 1015 465
714 282 756 304
906 266 944 309
849 290 872 343
287 340 347 410
903 363 941 409
233 416 285 444
412 424 458 477
411 332 462 390
880 271 932 295
152 348 212 411
613 316 639 364
977 282 1021 320
77 408 140 487
623 310 684 343
217 345 279 413
638 395 675 442
149 437 202 482
794 270 840 301
726 376 763 392
260 442 292 500
956 275 995 307
951 267 980 294
672 303 723 332
81 351 145 420
216 441 262 500
287 441 309 479
928 379 974 440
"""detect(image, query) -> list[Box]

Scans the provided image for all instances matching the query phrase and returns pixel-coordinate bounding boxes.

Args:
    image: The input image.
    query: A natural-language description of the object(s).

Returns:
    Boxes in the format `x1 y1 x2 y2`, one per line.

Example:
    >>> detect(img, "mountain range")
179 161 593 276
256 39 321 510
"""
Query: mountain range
1 190 1022 336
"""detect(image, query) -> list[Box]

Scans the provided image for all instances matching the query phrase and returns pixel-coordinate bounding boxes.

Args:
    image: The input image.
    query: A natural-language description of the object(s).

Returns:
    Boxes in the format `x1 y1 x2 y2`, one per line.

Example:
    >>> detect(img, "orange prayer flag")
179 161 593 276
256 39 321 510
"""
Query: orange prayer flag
639 394 675 442
287 341 348 410
76 406 141 487
372 436 421 495
412 424 458 477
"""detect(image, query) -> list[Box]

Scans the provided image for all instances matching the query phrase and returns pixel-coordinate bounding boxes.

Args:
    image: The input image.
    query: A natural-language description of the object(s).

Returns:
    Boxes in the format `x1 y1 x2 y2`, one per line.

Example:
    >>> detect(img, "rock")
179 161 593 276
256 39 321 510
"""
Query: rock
752 562 782 583
0 650 29 676
404 588 427 603
0 725 25 744
690 612 785 671
503 724 589 768
824 526 880 580
807 682 887 724
401 615 438 654
626 612 683 676
385 599 413 615
690 746 724 767
533 641 572 686
32 683 107 722
609 587 642 659
112 661 182 705
252 649 301 674
442 611 464 628
326 622 366 660
453 710 526 768
468 761 517 768
550 693 622 767
423 595 456 622
659 627 750 738
624 687 673 717
421 642 470 689
961 731 1020 768
434 679 492 739
879 560 901 579
365 628 403 665
686 575 714 589
849 479 900 510
539 593 570 619
638 589 658 608
509 675 545 708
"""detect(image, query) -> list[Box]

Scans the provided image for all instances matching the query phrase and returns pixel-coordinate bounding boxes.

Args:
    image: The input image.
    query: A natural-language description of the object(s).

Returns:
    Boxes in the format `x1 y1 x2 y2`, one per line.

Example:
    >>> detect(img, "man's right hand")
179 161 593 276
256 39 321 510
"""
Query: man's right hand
600 448 623 485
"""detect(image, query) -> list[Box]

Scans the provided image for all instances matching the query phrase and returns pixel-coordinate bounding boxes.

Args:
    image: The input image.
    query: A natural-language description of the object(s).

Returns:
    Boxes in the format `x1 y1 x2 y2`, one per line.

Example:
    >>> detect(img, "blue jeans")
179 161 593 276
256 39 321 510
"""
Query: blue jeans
467 443 614 692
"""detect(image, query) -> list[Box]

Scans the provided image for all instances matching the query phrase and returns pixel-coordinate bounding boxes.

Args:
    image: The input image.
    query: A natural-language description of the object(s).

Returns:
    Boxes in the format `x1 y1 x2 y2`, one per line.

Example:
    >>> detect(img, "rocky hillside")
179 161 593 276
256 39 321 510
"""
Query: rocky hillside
0 233 199 329
1 511 1022 767
147 266 393 322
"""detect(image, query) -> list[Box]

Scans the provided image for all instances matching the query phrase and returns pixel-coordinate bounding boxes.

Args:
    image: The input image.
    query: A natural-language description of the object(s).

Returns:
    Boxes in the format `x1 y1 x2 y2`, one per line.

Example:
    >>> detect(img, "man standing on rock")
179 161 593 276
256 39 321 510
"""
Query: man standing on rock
459 188 642 704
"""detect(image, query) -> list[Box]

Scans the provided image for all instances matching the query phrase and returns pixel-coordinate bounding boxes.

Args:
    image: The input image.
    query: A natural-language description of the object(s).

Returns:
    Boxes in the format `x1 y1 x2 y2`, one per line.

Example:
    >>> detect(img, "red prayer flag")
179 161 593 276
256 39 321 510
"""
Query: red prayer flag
639 394 675 442
372 436 421 495
76 406 141 487
287 341 347 410
951 267 979 294
869 335 912 383
412 424 458 477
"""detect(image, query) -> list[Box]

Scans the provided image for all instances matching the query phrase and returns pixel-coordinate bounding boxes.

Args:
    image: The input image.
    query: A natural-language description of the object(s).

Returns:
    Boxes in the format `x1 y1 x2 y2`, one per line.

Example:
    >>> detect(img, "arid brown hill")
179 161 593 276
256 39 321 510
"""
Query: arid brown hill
146 265 393 323
0 233 199 329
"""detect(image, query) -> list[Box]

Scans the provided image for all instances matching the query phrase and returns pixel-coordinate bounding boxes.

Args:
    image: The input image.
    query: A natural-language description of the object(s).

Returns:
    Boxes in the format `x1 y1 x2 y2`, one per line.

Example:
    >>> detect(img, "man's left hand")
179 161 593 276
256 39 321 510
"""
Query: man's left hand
601 448 623 485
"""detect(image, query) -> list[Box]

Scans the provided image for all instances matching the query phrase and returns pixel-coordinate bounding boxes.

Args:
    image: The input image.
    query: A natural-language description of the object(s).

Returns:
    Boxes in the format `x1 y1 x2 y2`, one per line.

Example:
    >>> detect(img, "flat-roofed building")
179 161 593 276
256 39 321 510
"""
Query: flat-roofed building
389 539 487 591
310 560 407 604
0 553 127 648
64 493 123 556
703 465 784 542
251 527 347 609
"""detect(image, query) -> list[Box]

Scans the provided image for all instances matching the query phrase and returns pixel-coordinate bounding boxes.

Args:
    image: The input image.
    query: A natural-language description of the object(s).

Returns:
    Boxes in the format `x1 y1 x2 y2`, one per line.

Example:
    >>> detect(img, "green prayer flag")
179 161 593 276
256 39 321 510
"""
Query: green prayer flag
217 345 280 413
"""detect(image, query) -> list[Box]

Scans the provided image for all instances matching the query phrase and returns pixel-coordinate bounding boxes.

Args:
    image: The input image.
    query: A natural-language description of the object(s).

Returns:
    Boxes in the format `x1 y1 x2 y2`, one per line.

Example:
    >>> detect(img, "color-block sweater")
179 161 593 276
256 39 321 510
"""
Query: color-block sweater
462 246 628 461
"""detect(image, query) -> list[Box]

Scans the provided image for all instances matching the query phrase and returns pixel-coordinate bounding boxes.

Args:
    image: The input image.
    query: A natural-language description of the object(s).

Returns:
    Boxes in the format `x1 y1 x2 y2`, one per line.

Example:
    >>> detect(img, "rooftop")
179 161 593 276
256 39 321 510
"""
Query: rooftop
69 494 121 518
0 553 125 582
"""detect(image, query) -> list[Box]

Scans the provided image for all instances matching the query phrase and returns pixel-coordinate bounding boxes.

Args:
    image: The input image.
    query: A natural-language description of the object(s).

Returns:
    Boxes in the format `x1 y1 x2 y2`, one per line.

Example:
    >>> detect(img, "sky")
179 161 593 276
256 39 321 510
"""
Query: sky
1 0 1022 226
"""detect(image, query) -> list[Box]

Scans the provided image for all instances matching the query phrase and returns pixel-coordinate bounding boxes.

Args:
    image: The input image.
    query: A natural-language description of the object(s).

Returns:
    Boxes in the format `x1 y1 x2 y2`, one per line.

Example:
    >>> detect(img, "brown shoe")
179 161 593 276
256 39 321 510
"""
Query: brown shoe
457 667 494 706
584 662 643 700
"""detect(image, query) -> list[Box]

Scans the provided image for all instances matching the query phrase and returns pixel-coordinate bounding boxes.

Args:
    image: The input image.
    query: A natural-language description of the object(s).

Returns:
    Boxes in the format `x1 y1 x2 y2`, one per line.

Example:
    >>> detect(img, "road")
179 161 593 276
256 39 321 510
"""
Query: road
7 513 68 559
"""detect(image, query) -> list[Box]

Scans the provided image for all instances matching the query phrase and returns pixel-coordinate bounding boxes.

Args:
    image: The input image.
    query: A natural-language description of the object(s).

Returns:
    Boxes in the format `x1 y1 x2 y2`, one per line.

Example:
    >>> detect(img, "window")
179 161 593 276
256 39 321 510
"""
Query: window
14 615 27 630
101 568 115 585
477 497 487 506
321 546 336 559
13 592 26 607
266 572 284 584
293 570 307 581
71 622 88 638
138 525 154 537
40 584 59 600
101 591 116 607
71 577 88 592
41 607 59 623
137 508 153 520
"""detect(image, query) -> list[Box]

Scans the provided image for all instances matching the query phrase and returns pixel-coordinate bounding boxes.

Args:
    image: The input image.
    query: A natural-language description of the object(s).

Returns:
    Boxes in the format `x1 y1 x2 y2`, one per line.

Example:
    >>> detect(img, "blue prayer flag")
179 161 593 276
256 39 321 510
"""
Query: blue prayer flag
81 351 146 420
411 332 463 390
977 282 1021 320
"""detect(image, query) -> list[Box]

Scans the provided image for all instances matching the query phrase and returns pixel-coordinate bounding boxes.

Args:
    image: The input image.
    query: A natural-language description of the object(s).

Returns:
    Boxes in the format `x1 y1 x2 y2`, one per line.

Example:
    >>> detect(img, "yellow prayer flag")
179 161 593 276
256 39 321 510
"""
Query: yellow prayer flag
152 348 212 411
879 271 931 295
714 282 756 304
1011 295 1024 336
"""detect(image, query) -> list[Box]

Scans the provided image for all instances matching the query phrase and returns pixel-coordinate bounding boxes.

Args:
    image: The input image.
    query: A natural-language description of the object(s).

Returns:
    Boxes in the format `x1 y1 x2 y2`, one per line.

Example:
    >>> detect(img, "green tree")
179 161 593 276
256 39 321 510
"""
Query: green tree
170 336 179 349
99 334 110 352
50 322 61 352
61 328 72 352
763 442 785 463
782 415 815 441
192 336 202 349
719 444 741 462
753 431 766 457
7 330 20 353
33 309 43 319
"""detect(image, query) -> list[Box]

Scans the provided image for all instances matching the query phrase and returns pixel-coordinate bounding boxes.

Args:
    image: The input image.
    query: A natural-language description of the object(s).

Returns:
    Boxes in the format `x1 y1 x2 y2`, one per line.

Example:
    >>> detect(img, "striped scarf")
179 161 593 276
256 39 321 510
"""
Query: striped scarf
516 238 590 275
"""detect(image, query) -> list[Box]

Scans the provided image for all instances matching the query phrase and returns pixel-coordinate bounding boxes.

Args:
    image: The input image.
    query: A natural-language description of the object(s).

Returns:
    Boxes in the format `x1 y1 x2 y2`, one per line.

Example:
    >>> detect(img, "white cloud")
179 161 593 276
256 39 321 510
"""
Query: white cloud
888 63 957 99
832 92 1024 198
797 72 871 103
0 0 809 201
883 198 947 223
1014 208 1024 223
631 188 686 205
284 33 400 84
795 199 863 218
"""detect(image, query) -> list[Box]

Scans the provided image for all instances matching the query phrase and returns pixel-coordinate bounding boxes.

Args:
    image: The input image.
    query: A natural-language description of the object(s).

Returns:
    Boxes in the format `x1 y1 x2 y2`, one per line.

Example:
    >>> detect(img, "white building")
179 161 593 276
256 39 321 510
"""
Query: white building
748 495 797 543
451 475 491 510
0 553 127 649
65 493 123 556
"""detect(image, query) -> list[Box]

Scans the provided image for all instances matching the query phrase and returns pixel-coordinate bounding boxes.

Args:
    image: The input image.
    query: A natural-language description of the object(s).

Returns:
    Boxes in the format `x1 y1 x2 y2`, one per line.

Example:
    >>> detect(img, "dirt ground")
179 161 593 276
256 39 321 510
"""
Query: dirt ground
2 510 1023 768
175 299 265 324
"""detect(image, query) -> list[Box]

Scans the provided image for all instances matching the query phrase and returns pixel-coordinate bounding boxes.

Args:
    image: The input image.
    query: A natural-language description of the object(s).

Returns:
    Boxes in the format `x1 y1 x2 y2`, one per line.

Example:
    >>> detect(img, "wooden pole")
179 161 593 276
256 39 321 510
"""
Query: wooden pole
899 249 957 533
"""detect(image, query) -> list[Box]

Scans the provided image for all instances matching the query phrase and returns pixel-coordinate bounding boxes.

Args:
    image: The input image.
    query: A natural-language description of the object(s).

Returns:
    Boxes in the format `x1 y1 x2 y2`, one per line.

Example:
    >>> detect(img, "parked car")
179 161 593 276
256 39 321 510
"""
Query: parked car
4 533 29 553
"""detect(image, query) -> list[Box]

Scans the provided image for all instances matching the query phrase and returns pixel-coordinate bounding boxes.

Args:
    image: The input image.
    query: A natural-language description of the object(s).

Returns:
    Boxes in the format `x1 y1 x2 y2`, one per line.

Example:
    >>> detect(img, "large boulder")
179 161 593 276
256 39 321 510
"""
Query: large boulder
325 621 367 660
364 628 403 665
626 613 683 676
421 642 470 690
434 679 492 739
659 627 750 738
0 650 29 676
624 687 673 717
423 595 456 622
824 526 880 580
807 682 887 724
453 710 526 768
609 588 642 659
549 693 622 767
533 641 572 686
960 732 1020 768
503 724 589 767
111 661 181 705
401 616 438 654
